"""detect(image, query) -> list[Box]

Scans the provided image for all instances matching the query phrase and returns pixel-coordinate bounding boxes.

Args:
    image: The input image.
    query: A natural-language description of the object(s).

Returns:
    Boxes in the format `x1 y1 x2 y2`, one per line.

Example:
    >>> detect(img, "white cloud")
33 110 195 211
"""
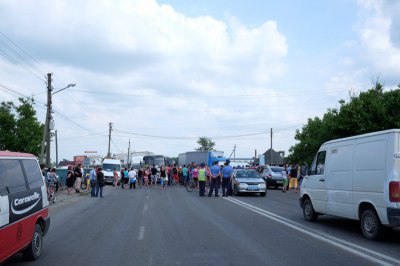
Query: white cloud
356 0 400 77
0 0 290 160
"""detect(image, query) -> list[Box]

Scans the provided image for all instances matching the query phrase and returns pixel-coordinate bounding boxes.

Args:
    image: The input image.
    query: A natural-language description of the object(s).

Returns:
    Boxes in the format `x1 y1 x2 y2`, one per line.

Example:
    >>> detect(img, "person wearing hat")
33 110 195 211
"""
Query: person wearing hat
198 163 207 196
222 159 234 197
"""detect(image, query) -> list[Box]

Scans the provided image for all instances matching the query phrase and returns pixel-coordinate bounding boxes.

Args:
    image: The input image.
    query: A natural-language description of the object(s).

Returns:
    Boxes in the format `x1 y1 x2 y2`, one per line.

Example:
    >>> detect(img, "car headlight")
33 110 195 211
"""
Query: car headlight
238 183 248 189
258 183 266 188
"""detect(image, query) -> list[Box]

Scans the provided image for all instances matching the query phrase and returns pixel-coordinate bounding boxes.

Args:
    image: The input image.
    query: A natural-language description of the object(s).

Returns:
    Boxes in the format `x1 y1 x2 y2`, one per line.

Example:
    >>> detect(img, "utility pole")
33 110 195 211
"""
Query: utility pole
39 75 75 166
107 122 112 158
127 139 131 168
45 73 52 168
270 128 273 165
55 130 58 168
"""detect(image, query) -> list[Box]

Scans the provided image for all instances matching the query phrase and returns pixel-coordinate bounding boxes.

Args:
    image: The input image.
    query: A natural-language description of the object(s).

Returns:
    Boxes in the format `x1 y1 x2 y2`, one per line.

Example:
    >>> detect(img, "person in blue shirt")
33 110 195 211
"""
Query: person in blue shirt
89 166 97 197
221 159 233 197
208 161 221 197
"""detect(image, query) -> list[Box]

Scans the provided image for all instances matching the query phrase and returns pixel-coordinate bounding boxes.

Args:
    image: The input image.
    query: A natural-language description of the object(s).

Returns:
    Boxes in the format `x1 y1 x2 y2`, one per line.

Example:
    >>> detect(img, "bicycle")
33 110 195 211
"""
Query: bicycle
186 178 196 192
47 181 57 203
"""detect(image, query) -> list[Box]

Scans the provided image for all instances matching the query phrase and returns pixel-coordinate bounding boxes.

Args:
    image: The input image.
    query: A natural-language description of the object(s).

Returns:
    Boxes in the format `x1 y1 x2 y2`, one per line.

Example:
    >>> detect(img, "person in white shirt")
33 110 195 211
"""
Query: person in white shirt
128 167 137 189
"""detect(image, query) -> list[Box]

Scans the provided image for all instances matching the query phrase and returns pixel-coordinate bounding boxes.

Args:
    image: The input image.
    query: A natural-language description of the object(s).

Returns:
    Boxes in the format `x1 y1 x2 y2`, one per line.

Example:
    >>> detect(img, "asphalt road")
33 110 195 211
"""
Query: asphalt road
4 185 400 266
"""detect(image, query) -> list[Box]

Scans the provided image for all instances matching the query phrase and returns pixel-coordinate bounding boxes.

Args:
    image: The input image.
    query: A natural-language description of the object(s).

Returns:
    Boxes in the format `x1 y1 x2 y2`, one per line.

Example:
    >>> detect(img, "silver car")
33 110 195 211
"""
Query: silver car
232 169 266 197
261 166 284 189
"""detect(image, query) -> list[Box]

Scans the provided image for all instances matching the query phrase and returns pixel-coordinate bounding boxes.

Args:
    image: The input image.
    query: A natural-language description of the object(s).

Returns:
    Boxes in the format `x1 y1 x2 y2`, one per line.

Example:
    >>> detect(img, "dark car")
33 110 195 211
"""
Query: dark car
261 166 284 189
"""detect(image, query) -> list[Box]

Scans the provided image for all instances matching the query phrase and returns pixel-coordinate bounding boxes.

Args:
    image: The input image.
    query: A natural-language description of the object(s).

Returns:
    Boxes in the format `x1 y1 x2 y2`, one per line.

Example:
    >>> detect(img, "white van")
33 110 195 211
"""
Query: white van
102 159 122 184
299 129 400 240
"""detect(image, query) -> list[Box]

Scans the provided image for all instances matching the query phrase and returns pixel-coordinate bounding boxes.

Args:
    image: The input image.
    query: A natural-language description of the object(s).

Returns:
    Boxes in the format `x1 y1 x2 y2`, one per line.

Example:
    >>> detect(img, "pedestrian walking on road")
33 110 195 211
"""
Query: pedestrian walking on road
198 163 207 197
74 164 83 193
95 167 105 197
289 165 298 193
138 168 144 188
222 160 233 197
160 166 167 189
144 168 150 187
151 165 158 187
191 166 199 190
122 168 129 189
129 167 137 189
90 166 97 197
282 166 288 193
113 168 119 187
182 165 188 186
66 165 75 195
208 161 221 197
172 165 179 186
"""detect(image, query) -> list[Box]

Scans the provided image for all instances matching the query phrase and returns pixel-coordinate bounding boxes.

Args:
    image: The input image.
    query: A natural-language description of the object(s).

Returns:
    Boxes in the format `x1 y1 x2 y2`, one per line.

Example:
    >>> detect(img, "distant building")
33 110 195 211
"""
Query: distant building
263 148 285 165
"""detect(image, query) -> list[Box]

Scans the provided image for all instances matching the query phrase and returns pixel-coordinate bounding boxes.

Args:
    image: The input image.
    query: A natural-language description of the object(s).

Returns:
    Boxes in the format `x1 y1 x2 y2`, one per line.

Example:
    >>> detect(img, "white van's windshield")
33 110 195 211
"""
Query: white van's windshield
102 164 121 171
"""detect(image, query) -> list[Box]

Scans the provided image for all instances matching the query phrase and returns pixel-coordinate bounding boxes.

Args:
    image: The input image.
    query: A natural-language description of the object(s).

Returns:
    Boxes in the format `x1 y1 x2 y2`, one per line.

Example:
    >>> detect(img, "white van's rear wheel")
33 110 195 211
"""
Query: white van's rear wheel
360 209 384 240
303 198 318 221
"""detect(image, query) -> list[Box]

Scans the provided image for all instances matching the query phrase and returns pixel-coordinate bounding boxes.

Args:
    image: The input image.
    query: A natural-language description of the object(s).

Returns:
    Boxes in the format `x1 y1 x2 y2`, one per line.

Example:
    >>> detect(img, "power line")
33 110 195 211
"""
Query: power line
0 34 47 83
68 89 328 99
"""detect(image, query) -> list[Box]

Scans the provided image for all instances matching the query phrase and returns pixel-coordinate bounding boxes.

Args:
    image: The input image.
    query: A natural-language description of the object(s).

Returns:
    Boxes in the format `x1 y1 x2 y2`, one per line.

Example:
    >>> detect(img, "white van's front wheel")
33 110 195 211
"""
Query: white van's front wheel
360 209 383 240
303 198 318 221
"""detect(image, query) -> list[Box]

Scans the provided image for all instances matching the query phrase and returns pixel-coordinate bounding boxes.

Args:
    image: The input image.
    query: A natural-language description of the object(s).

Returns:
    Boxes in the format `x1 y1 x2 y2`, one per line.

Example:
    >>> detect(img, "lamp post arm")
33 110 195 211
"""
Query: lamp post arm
52 83 76 95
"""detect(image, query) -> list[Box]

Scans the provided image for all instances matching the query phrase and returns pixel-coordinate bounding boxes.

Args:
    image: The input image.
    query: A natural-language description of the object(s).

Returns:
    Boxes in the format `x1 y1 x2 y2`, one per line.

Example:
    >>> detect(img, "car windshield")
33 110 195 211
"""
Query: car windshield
103 164 121 171
271 167 284 173
235 170 259 178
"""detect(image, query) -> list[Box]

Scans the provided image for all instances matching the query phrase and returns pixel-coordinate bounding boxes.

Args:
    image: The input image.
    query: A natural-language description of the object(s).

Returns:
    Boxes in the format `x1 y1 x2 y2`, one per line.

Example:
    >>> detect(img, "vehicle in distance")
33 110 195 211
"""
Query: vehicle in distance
232 169 266 197
299 129 400 240
102 159 121 184
0 151 50 263
261 166 284 189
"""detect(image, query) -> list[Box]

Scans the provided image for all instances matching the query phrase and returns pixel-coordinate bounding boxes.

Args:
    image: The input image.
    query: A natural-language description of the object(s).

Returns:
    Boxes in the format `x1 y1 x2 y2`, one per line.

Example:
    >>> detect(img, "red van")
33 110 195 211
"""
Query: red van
0 151 50 263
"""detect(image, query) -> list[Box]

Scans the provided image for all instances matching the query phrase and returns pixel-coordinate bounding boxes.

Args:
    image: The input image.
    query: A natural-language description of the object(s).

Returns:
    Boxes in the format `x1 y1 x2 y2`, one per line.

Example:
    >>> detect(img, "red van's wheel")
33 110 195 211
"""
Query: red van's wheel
23 224 43 260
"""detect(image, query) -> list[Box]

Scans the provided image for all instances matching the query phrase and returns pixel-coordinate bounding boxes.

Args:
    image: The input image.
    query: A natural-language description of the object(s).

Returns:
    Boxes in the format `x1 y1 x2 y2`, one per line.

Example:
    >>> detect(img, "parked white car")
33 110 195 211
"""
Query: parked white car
299 129 400 240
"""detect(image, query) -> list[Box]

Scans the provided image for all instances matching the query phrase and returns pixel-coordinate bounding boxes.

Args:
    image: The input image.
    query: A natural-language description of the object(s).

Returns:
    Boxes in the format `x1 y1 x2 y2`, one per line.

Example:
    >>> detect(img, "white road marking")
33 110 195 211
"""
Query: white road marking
143 203 148 213
138 226 145 240
223 196 400 266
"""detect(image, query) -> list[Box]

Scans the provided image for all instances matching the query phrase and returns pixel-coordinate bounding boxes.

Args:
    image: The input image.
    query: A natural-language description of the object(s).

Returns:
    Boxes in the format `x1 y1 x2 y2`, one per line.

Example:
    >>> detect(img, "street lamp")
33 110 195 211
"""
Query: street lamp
40 73 76 167
52 83 76 95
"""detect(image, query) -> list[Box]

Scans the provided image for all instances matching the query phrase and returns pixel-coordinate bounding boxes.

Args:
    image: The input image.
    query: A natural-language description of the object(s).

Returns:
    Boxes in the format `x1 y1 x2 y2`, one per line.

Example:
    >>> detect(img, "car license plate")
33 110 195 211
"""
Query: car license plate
276 181 283 184
248 186 258 191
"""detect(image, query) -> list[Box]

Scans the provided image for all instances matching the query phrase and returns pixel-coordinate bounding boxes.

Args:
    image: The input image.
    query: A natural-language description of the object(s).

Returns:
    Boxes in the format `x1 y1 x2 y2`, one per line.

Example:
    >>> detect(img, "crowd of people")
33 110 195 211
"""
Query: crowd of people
41 160 302 200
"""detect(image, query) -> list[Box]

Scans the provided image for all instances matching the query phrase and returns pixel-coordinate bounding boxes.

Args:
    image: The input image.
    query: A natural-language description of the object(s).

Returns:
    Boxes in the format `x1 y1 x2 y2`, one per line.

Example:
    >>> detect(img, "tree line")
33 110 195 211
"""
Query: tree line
0 98 43 155
287 82 400 164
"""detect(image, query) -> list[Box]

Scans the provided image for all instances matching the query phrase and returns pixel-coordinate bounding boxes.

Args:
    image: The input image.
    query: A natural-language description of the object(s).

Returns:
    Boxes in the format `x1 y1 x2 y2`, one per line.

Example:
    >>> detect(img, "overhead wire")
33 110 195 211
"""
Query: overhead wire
0 34 47 83
68 88 327 100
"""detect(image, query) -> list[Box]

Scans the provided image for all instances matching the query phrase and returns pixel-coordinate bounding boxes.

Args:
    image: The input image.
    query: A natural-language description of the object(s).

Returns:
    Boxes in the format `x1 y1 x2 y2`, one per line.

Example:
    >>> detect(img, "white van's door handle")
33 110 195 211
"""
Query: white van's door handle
319 178 325 182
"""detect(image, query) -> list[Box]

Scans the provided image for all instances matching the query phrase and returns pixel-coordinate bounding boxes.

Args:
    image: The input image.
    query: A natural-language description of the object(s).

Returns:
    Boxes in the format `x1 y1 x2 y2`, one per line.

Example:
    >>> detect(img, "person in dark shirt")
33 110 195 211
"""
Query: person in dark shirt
95 167 105 197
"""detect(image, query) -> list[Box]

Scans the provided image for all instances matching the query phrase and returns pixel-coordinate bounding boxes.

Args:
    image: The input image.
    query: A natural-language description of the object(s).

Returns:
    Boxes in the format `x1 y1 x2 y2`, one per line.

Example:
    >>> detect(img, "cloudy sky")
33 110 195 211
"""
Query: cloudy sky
1 0 399 162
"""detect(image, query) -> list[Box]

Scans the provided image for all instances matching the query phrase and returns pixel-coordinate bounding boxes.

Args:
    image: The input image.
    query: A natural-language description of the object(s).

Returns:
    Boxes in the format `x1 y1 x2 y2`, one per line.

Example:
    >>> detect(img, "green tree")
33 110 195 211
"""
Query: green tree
287 82 400 164
0 98 43 155
195 137 215 151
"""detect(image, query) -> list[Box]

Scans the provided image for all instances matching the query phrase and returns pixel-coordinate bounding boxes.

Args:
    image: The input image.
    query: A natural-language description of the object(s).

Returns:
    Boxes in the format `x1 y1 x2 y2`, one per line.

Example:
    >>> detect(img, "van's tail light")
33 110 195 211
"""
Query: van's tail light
389 181 400 202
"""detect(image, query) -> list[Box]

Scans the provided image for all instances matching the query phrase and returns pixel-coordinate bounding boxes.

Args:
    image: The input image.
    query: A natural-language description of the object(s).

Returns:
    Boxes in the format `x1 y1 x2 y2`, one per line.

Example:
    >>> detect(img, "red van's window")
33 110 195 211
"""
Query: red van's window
0 159 26 193
22 159 43 188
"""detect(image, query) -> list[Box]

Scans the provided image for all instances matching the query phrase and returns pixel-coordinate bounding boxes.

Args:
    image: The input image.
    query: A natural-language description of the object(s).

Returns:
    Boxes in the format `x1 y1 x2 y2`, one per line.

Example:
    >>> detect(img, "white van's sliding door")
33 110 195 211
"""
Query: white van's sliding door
325 144 355 219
